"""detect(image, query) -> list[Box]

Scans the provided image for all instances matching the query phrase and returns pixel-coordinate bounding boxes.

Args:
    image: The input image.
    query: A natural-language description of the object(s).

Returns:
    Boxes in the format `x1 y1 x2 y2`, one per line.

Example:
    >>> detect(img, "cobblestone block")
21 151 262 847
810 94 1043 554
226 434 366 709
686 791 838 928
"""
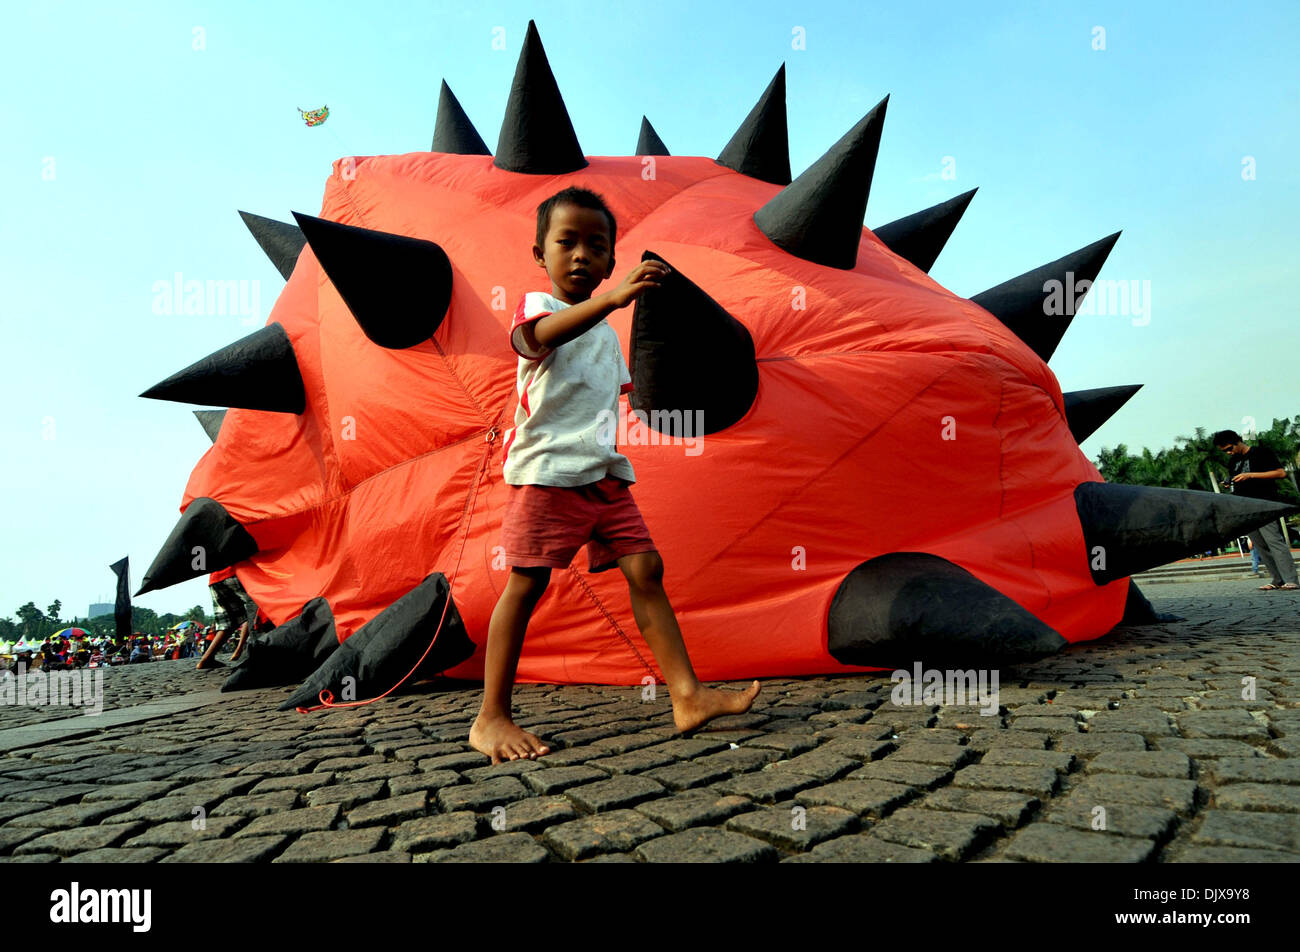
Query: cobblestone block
306 780 386 811
584 747 677 775
767 750 859 782
784 834 937 863
67 847 169 863
1176 710 1271 741
431 832 549 863
794 779 917 818
712 768 820 804
847 760 952 789
1151 738 1265 759
3 783 99 806
460 759 547 783
123 816 246 848
890 743 974 769
920 788 1038 827
869 807 999 861
1002 823 1155 862
249 772 335 795
1173 846 1298 863
566 774 666 813
725 804 857 851
742 733 820 757
436 776 529 813
388 771 461 797
346 791 429 828
1205 758 1300 785
642 760 731 791
633 792 754 832
103 795 225 825
234 805 340 837
1085 751 1191 779
492 795 578 833
1070 775 1199 815
273 828 385 862
5 801 131 829
1191 810 1300 852
542 809 666 860
968 730 1047 751
1054 733 1148 754
1008 717 1079 735
636 828 777 863
210 790 300 818
391 813 478 853
1043 791 1177 839
161 836 287 863
1087 710 1174 737
1212 783 1300 812
980 749 1074 772
951 765 1058 797
523 765 608 795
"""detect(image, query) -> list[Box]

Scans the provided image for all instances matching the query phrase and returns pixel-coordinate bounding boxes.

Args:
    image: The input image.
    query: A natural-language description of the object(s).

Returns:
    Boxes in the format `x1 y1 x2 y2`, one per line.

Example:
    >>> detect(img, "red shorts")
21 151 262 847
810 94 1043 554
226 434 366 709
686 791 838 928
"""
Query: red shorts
502 474 657 572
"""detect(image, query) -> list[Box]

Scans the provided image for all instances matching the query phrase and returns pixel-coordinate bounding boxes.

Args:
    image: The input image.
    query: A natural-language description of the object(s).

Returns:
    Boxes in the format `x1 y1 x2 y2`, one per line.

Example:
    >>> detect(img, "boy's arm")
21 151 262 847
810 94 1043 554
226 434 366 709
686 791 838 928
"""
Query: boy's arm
518 260 671 356
521 292 620 355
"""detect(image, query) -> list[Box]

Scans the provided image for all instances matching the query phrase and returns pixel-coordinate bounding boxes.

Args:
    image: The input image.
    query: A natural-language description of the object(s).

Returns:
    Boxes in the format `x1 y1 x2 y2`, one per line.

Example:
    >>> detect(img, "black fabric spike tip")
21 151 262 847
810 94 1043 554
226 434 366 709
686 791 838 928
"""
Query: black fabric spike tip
238 211 307 282
972 232 1121 362
136 497 258 596
494 21 586 174
1075 482 1299 584
753 95 889 270
432 80 491 155
629 251 759 435
293 212 452 350
827 552 1067 668
715 64 790 185
873 188 977 274
140 322 306 414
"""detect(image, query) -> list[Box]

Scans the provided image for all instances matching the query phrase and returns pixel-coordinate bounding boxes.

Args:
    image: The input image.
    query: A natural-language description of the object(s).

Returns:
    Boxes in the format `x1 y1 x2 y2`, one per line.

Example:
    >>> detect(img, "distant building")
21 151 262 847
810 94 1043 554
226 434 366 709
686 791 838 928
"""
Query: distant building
88 602 113 619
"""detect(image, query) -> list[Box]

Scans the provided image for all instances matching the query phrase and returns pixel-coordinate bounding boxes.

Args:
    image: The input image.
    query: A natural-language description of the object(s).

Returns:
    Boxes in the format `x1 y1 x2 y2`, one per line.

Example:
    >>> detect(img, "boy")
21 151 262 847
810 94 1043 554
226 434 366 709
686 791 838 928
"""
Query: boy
469 187 760 764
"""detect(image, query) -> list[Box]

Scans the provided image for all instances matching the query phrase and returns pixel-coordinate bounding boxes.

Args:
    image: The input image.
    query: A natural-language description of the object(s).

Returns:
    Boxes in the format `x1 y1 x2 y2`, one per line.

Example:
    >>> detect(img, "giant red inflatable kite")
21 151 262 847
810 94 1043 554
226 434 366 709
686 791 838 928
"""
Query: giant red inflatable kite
138 22 1296 708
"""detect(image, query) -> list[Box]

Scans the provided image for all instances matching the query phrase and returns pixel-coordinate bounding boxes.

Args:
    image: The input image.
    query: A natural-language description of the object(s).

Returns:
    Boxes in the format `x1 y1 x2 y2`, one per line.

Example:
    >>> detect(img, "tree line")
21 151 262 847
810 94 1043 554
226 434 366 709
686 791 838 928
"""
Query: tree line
0 602 210 643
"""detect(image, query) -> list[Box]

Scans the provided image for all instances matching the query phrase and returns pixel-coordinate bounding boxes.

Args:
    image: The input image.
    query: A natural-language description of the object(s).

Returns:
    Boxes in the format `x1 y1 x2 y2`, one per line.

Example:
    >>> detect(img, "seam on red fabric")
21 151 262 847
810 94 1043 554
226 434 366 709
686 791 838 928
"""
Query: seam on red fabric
566 565 659 682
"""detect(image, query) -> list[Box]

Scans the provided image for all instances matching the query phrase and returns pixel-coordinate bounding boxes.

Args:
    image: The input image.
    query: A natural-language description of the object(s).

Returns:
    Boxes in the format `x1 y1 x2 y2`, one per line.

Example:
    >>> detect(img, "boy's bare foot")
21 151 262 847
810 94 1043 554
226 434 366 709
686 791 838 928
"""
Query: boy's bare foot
672 680 761 733
469 714 551 765
195 658 225 670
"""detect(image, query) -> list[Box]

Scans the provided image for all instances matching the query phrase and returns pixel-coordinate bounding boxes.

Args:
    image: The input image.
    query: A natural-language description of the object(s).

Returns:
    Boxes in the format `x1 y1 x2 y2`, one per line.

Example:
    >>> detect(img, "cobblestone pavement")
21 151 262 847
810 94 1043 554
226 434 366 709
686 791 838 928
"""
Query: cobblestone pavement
0 574 1296 863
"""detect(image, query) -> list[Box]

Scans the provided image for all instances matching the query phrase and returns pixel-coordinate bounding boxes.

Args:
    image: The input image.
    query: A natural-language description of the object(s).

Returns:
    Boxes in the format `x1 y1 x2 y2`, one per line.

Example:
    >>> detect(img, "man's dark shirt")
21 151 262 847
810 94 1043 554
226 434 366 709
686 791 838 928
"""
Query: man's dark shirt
1230 445 1284 501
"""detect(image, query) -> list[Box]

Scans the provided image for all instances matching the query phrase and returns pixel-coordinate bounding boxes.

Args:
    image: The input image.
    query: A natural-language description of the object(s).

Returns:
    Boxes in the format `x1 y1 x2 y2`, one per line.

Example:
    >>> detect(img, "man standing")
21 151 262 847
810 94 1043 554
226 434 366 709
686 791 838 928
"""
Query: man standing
1214 429 1298 591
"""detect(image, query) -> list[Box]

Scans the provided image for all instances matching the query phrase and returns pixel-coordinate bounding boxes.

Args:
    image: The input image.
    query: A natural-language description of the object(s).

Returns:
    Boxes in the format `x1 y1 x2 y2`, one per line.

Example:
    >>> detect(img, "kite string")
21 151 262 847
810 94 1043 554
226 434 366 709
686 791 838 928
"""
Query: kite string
294 422 500 714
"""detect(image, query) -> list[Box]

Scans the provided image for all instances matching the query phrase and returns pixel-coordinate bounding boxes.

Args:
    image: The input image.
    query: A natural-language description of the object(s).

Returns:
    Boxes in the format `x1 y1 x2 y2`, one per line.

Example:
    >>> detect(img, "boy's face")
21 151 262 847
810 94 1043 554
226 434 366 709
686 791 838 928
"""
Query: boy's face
533 203 615 304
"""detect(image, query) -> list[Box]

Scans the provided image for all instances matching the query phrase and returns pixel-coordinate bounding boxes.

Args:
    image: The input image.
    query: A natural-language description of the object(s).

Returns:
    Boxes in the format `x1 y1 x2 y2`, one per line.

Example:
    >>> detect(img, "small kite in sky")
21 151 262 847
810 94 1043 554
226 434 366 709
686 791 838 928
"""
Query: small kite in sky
298 105 329 127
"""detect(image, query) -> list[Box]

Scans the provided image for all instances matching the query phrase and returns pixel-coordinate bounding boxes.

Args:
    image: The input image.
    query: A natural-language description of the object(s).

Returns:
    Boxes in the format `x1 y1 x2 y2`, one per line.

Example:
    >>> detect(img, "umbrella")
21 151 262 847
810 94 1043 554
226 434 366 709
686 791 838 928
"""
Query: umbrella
51 627 92 641
169 620 199 631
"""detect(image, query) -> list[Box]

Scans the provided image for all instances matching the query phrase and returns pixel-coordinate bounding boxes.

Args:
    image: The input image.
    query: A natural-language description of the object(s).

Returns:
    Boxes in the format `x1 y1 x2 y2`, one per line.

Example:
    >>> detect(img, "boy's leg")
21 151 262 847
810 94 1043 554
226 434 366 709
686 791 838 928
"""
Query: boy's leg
470 566 553 763
618 551 760 732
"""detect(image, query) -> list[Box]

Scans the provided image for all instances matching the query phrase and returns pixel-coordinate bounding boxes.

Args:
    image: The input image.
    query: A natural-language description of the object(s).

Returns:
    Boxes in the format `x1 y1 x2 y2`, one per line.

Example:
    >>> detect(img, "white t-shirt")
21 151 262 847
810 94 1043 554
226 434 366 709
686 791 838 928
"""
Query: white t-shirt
501 291 636 487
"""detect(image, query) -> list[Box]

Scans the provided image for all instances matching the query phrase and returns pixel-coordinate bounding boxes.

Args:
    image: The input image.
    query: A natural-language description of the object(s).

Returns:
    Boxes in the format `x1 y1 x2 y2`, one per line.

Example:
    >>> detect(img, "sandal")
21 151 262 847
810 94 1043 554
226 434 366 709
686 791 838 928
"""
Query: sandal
1281 583 1299 590
1259 583 1279 590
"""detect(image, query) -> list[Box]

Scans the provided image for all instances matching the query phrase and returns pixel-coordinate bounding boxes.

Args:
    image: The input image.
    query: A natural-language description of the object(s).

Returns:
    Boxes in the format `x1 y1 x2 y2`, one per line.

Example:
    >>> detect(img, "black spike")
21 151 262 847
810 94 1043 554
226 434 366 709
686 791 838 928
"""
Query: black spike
1119 579 1183 625
293 212 452 350
222 597 338 691
494 21 586 174
971 232 1121 362
193 409 227 443
636 116 670 156
630 251 759 435
280 573 476 711
238 211 307 281
873 188 977 273
140 323 306 413
827 552 1067 668
432 80 490 155
135 497 258 596
753 95 889 270
1074 482 1299 585
1062 385 1142 443
715 65 790 185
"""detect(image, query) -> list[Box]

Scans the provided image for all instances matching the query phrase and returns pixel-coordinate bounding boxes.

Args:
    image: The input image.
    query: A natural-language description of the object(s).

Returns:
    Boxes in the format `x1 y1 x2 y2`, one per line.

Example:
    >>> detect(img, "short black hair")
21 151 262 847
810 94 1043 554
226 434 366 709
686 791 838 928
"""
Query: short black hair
1212 429 1241 447
535 187 616 250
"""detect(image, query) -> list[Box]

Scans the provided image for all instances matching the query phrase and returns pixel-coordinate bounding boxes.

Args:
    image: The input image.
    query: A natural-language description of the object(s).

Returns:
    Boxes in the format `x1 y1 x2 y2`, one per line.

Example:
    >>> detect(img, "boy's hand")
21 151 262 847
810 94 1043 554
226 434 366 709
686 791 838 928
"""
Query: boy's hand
607 260 670 309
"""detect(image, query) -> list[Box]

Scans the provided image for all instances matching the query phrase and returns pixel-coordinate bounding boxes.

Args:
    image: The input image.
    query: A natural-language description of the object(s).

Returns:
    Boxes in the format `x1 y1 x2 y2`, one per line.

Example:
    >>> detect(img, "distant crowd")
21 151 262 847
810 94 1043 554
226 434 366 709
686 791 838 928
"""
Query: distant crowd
0 627 222 674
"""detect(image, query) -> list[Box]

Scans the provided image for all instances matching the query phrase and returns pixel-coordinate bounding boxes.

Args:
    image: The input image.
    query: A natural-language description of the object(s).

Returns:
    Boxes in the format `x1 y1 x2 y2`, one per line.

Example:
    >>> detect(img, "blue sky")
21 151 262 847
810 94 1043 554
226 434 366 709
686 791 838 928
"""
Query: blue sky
1 0 1296 620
